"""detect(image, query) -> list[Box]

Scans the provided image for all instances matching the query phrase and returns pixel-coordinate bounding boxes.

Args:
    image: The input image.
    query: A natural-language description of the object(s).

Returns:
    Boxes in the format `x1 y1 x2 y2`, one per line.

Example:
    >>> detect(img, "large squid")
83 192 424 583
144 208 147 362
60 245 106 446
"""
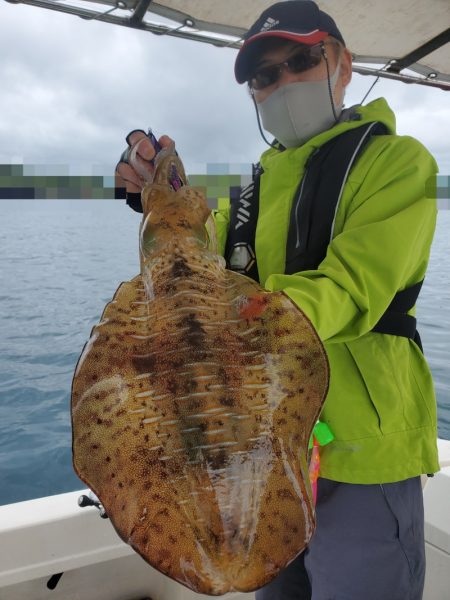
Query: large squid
72 147 329 595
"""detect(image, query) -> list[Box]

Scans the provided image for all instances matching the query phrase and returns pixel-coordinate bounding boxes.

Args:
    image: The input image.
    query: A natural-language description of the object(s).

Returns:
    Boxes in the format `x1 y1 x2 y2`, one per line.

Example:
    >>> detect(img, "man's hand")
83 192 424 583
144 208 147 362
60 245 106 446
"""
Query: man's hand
115 130 174 195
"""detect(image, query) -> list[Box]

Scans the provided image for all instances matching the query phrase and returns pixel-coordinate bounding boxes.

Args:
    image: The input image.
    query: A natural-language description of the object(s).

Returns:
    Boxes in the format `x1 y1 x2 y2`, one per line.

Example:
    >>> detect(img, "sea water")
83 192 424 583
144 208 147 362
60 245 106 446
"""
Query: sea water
0 201 449 506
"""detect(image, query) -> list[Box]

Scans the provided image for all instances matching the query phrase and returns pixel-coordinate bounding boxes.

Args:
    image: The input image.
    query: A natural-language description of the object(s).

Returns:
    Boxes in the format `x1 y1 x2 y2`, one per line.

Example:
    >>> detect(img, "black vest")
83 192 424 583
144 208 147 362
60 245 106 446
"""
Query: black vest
225 122 423 351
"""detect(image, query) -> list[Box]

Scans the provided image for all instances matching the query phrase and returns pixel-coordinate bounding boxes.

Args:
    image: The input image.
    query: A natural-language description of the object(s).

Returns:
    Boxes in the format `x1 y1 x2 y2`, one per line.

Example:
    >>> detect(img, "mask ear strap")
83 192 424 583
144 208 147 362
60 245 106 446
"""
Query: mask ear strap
250 87 281 150
321 42 340 123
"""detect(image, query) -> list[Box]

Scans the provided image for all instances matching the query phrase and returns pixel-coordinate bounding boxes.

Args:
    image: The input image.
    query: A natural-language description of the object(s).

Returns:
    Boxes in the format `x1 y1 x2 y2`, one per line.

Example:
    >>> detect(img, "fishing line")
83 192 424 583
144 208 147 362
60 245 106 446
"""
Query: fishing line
359 58 393 104
360 74 381 104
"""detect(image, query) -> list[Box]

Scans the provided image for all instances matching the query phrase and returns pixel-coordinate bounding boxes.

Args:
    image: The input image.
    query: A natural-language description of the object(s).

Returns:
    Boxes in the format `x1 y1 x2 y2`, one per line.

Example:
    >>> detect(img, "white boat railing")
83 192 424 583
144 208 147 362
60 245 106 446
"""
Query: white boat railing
0 439 449 599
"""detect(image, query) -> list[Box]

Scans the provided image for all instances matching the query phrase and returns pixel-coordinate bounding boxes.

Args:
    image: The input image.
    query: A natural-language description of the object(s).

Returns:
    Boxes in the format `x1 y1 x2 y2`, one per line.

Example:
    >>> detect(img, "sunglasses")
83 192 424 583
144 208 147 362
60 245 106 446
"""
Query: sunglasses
248 42 326 91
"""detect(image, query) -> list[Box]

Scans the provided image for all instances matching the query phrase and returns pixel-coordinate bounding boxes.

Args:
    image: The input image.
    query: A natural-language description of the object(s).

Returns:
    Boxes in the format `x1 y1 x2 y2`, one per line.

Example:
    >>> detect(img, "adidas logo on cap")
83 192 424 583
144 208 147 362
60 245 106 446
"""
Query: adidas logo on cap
260 17 279 32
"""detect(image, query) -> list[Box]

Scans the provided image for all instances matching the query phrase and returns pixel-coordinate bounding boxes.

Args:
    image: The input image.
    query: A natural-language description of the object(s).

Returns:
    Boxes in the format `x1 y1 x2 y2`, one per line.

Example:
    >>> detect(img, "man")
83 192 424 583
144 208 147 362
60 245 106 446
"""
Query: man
116 2 439 598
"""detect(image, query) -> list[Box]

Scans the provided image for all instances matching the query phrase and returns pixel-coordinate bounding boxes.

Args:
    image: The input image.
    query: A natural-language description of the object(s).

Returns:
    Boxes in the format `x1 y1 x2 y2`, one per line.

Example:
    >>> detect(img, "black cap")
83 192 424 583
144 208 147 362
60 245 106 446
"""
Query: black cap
235 1 345 83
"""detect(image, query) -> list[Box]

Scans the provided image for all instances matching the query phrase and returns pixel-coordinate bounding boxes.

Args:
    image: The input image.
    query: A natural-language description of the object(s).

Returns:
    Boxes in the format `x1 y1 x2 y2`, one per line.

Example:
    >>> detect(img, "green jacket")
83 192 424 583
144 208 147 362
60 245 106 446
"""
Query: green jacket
213 97 440 484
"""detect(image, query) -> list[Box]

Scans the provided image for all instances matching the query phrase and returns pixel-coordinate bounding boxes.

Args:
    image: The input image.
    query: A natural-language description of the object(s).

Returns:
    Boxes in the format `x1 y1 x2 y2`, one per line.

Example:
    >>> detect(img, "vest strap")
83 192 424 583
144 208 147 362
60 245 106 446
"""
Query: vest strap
372 280 424 350
285 122 388 274
224 166 262 282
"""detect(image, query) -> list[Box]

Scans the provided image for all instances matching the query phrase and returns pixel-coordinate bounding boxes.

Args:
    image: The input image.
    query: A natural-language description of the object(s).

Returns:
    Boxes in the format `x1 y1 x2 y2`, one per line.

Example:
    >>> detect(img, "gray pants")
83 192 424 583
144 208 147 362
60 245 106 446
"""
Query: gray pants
255 477 425 600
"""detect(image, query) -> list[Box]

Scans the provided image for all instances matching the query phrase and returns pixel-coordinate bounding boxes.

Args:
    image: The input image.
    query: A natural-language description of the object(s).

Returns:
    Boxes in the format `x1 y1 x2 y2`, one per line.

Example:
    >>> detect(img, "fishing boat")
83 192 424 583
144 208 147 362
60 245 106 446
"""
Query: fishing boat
1 1 449 598
0 440 449 599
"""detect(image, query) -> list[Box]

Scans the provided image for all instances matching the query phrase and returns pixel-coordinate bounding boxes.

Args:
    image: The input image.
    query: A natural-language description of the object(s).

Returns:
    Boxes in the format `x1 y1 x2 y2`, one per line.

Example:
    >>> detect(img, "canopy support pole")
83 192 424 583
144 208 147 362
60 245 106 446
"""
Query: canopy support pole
130 0 153 26
387 28 450 74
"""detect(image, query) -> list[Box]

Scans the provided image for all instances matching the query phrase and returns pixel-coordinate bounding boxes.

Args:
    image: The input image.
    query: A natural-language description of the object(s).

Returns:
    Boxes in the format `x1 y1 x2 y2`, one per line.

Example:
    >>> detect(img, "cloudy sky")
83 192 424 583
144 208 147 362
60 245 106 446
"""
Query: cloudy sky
1 1 449 175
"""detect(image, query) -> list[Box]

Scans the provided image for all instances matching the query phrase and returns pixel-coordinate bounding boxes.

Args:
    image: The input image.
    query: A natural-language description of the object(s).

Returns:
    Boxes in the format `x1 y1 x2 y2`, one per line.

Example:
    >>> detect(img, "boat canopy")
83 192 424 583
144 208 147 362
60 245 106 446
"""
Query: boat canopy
6 0 450 90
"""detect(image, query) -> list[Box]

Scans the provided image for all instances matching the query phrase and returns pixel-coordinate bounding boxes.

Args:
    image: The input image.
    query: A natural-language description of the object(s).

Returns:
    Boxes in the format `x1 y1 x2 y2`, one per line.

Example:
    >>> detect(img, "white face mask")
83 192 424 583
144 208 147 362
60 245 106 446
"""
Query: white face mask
257 61 343 148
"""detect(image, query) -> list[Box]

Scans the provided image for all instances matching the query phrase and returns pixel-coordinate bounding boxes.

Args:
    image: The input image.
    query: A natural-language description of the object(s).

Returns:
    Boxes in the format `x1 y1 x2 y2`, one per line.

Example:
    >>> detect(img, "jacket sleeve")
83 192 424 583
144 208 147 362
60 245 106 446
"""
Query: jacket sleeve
264 135 438 343
210 206 230 257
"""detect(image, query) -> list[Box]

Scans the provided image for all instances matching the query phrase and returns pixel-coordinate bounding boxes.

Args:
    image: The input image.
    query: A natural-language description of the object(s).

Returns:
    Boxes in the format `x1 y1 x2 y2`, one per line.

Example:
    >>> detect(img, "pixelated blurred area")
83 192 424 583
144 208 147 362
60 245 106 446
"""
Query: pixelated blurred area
426 175 450 209
0 163 256 209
